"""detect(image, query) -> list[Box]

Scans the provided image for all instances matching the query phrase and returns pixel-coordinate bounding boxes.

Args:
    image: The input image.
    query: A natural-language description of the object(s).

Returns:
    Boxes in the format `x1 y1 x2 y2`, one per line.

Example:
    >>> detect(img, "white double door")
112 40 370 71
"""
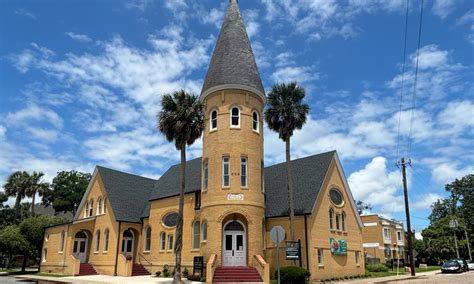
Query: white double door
73 237 88 263
223 231 246 266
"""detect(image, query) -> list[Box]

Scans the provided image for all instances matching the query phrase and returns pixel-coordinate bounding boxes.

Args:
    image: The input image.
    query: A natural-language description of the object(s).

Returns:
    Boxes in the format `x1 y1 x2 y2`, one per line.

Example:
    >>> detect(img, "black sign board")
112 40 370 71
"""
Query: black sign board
193 256 204 276
285 241 300 260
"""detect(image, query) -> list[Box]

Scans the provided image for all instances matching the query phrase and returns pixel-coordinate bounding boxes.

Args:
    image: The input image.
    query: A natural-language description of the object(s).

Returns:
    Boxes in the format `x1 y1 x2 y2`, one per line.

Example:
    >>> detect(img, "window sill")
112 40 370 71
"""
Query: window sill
241 187 248 190
356 264 360 267
143 251 150 254
252 130 260 135
201 240 207 244
330 229 336 233
210 129 217 133
94 251 99 254
102 251 108 254
318 265 324 268
58 252 63 255
190 249 200 252
222 187 231 190
166 250 173 253
230 126 241 129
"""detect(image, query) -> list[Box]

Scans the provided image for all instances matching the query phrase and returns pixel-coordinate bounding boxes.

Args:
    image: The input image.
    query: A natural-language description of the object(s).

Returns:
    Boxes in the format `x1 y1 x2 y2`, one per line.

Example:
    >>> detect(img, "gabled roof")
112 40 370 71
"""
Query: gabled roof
201 0 265 100
264 151 335 218
148 157 202 201
96 166 156 223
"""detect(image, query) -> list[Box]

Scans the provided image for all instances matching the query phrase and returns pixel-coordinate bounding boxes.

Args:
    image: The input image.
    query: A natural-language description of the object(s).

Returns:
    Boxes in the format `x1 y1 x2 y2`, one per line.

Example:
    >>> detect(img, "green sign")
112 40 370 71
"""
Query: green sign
330 238 347 255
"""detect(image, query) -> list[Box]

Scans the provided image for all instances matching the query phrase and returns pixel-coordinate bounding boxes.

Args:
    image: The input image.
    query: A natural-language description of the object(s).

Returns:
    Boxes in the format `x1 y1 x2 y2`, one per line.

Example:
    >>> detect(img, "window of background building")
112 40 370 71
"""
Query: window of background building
317 248 324 266
144 226 151 251
201 222 207 242
222 157 230 187
42 248 47 263
241 157 247 187
104 229 109 252
397 231 402 241
88 200 93 217
95 230 100 252
97 197 102 215
356 251 360 266
384 227 391 239
210 110 217 130
59 231 65 252
231 107 240 127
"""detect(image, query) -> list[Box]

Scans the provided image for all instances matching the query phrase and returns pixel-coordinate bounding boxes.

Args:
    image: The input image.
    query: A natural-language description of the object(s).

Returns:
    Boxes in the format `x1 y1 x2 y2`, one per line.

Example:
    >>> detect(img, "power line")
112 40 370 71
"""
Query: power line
407 0 425 157
395 0 410 160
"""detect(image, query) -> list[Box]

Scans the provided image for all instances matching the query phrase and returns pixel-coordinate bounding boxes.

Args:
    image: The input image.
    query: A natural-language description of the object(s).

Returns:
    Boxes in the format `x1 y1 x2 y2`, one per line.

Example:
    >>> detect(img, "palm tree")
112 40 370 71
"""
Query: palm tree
26 172 50 216
264 82 310 242
158 90 204 283
3 171 30 219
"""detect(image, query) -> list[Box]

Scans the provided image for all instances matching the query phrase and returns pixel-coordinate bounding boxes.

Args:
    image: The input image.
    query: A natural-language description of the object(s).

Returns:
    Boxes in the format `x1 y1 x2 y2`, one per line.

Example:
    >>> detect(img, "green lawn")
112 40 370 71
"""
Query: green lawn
415 266 440 273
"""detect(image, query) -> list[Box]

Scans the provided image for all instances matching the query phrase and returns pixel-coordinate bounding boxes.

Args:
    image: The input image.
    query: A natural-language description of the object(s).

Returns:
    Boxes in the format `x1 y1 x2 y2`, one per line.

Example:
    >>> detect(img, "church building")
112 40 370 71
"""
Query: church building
40 1 365 282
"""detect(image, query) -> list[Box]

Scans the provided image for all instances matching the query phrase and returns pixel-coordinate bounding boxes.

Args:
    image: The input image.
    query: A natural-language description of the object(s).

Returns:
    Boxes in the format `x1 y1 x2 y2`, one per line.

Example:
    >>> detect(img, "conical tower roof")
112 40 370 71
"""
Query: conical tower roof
201 0 265 100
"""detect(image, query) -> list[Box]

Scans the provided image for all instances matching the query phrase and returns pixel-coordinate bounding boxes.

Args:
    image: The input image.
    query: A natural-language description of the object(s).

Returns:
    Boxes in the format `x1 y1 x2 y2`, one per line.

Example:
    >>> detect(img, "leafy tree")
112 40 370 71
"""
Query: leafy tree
19 215 65 259
26 172 50 216
158 90 204 283
428 198 451 224
3 171 30 219
356 200 372 215
42 170 91 216
0 225 32 269
264 82 309 241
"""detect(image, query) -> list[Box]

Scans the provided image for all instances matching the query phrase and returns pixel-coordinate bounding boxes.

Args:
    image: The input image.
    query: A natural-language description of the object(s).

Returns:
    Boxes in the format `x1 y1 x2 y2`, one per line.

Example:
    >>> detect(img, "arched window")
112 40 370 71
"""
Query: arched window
160 232 166 250
144 226 151 251
336 213 341 231
241 157 248 187
167 234 173 250
42 248 47 263
203 160 208 191
329 208 334 230
88 200 94 217
192 221 201 249
230 107 240 127
97 197 103 215
104 229 109 252
210 110 218 130
222 156 230 187
103 197 107 213
95 230 100 252
252 111 259 132
342 211 346 231
201 221 207 242
59 231 65 252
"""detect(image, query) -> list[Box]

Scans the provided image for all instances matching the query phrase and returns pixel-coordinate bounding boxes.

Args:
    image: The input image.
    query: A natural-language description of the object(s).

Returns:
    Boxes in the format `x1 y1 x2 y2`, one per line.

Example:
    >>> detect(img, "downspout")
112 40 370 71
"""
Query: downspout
114 221 121 276
304 215 309 270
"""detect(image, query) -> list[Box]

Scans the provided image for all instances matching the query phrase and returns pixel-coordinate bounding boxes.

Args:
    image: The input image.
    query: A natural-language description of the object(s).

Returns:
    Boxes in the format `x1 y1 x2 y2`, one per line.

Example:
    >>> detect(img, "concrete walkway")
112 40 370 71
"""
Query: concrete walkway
15 274 203 283
329 270 441 283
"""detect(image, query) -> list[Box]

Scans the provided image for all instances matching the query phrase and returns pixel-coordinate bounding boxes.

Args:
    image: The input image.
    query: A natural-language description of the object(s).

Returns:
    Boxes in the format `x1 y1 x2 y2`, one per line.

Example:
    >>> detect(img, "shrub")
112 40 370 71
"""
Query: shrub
187 274 203 281
366 263 389 272
183 267 189 277
155 271 161 277
275 266 310 284
162 264 170 277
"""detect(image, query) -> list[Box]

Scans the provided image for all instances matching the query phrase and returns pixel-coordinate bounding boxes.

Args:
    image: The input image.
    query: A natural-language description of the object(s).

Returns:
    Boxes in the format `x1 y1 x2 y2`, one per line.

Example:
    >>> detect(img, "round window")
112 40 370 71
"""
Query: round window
329 188 344 206
162 212 178 228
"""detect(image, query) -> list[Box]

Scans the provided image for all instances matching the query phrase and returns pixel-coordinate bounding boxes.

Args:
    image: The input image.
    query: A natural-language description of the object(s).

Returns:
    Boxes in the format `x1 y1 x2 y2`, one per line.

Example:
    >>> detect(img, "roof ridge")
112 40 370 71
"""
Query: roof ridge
96 165 157 182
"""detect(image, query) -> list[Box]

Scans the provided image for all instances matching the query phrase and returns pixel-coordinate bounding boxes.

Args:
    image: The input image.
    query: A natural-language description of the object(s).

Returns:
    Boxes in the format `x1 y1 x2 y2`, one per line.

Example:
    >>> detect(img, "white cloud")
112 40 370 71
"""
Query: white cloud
6 104 63 129
412 193 443 210
432 0 456 19
15 8 36 19
348 156 405 214
65 32 92 43
125 0 153 12
242 9 260 39
431 163 472 185
271 66 319 83
414 45 449 70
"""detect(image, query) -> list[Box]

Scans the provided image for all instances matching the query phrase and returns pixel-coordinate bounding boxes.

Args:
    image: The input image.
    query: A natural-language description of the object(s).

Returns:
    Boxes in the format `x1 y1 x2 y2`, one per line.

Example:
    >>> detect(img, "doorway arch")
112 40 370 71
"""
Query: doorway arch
121 229 135 259
222 220 246 266
73 231 89 263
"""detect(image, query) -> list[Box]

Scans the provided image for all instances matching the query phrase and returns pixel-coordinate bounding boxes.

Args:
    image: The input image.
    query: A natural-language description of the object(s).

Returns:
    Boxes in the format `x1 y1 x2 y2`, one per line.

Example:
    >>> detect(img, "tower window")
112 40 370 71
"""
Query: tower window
230 107 240 127
241 157 248 187
329 208 334 230
252 111 259 132
160 232 166 250
210 110 217 130
203 160 208 191
222 156 230 187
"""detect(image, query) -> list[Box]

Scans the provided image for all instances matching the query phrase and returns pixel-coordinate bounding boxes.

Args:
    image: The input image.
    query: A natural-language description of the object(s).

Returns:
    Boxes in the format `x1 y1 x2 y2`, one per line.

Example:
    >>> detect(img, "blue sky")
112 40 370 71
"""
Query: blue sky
1 0 473 234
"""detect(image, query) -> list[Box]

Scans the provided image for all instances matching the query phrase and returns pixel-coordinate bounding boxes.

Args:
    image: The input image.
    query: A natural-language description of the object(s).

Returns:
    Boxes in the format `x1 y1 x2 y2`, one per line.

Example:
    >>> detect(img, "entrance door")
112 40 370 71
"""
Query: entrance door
121 229 134 259
223 221 246 266
73 231 88 263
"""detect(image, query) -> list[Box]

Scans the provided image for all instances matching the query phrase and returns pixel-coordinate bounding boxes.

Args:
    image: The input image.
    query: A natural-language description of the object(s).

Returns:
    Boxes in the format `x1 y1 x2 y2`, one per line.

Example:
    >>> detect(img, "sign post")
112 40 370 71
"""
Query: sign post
270 226 285 284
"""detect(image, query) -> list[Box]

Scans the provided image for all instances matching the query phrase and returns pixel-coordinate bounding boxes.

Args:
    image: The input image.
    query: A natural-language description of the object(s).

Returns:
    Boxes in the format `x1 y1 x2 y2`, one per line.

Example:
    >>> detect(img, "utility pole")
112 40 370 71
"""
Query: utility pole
398 158 415 276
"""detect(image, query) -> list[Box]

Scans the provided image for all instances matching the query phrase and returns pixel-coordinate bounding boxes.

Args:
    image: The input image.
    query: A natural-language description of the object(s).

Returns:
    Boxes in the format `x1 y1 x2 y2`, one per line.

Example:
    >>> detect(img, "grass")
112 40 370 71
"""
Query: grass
415 266 440 273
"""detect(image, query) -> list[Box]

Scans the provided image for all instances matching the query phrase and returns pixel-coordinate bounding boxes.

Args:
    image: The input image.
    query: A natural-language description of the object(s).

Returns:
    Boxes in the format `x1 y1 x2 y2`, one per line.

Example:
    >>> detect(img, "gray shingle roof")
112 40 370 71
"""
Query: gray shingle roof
201 0 264 97
264 151 335 218
96 166 156 223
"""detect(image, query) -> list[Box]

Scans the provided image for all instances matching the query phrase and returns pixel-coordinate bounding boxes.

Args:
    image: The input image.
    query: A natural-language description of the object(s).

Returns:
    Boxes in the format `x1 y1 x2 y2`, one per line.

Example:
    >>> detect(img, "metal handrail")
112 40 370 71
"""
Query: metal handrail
138 252 152 266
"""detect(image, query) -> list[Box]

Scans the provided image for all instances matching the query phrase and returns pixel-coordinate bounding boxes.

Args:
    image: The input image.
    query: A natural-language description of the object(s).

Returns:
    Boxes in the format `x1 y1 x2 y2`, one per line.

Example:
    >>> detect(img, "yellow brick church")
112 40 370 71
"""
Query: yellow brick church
40 0 365 282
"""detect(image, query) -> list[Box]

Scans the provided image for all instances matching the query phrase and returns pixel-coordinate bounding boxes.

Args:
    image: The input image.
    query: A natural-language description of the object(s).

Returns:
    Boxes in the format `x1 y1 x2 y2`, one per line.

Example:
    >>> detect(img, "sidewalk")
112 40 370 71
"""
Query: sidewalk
330 270 440 284
15 274 203 284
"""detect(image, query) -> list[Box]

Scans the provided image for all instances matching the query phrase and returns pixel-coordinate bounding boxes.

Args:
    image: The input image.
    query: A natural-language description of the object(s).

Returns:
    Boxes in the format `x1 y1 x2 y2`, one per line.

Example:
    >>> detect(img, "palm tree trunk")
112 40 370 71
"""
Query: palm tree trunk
31 190 36 216
173 145 186 284
286 138 295 242
15 195 22 220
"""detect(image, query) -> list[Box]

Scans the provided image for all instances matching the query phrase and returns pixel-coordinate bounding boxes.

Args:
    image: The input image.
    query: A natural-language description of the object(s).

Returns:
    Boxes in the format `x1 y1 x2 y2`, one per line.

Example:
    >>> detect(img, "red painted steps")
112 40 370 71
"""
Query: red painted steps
213 266 263 283
132 263 151 276
78 263 98 276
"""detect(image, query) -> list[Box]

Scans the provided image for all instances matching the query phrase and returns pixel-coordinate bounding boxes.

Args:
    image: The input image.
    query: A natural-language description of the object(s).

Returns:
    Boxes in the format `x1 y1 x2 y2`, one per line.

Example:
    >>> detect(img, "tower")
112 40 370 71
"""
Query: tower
199 0 265 266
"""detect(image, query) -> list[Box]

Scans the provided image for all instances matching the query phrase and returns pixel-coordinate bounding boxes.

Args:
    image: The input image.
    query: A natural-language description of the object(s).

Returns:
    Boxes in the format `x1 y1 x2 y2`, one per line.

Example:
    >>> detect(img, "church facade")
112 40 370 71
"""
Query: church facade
40 1 365 282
